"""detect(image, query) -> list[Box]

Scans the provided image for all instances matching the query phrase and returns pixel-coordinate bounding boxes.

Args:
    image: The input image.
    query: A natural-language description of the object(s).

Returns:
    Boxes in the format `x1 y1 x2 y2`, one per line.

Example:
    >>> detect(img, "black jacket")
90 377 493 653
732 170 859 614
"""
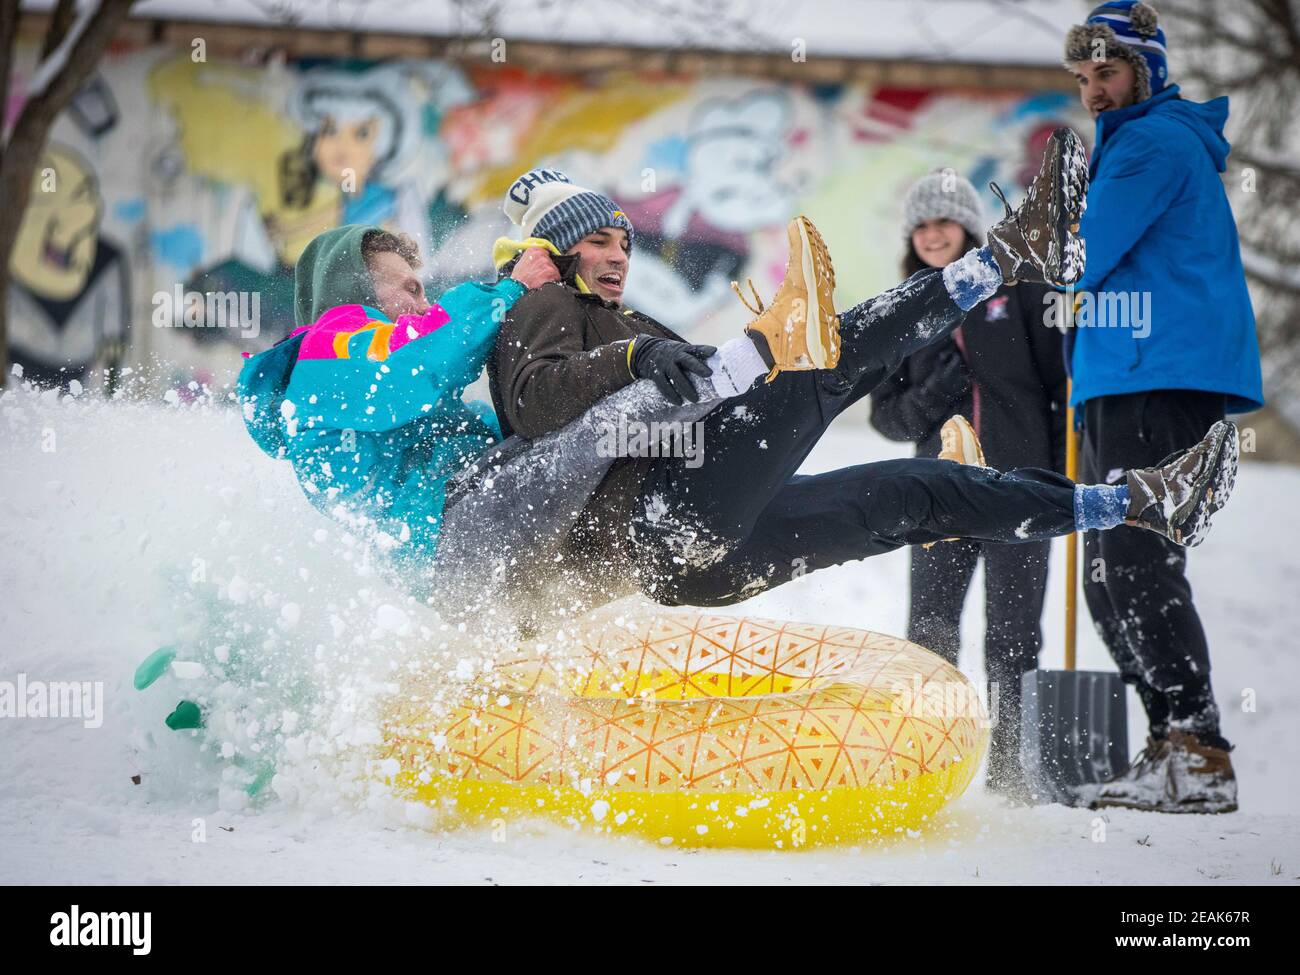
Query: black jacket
870 282 1068 472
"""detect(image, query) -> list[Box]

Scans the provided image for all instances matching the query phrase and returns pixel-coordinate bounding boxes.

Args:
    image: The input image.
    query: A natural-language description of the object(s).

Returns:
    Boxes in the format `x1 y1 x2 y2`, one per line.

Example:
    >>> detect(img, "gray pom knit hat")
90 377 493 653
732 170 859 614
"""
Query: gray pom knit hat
502 168 633 254
901 169 985 243
1064 1 1169 104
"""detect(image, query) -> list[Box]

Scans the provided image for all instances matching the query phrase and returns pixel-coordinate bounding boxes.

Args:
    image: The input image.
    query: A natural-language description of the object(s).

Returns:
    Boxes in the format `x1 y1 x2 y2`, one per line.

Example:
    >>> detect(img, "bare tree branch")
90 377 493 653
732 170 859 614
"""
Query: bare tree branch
0 0 141 388
40 0 78 61
1162 0 1300 423
0 0 20 138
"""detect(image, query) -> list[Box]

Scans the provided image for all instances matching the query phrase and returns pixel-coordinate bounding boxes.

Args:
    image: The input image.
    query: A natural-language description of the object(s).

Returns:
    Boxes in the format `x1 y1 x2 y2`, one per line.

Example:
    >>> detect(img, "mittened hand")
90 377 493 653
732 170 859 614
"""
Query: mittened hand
629 337 717 406
927 347 970 400
511 247 562 289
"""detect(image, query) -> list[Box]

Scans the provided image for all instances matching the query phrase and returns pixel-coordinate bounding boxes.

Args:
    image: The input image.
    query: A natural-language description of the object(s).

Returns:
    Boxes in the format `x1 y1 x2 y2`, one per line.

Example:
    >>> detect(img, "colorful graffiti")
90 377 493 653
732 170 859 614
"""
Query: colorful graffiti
8 90 129 389
5 40 1087 389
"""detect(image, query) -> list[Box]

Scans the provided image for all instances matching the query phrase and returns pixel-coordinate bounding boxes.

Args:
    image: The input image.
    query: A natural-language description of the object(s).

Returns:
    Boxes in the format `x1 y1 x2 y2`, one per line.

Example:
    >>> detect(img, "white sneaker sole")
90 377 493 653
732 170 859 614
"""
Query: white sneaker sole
797 218 831 369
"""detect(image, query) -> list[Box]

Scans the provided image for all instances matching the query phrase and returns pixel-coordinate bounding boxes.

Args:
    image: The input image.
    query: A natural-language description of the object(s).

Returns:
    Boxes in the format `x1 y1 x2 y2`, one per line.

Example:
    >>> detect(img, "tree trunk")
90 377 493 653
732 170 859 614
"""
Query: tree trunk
0 0 139 389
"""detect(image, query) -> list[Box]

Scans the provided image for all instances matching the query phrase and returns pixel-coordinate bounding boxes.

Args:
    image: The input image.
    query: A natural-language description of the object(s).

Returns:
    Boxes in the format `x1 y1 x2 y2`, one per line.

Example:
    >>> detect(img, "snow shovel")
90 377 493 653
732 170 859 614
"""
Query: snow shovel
1019 391 1129 805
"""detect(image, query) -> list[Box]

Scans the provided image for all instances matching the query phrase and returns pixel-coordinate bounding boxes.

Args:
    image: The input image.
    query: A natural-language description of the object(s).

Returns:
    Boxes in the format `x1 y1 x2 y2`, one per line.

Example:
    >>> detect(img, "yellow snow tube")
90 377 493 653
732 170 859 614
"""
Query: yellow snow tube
379 610 989 848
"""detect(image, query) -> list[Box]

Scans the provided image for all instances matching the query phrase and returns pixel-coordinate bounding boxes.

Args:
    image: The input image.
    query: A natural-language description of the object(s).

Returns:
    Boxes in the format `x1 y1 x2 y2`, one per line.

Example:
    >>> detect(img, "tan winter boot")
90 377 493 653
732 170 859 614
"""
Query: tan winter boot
924 415 986 549
736 216 840 381
938 414 987 466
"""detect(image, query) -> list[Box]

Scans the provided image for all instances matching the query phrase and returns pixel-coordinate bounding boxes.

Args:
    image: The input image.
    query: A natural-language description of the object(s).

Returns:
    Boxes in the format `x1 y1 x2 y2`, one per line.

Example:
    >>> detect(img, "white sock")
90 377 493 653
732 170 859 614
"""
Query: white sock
707 336 769 398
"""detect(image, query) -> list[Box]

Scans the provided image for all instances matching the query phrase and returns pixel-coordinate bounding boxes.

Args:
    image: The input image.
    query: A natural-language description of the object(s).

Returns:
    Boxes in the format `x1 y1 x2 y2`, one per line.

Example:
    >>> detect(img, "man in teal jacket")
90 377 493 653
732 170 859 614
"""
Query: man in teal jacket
237 225 556 588
1064 1 1262 813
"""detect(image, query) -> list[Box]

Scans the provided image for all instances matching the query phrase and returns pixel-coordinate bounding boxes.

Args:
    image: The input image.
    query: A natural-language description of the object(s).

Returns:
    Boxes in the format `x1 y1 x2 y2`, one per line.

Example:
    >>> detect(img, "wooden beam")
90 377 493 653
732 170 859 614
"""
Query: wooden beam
15 10 1076 91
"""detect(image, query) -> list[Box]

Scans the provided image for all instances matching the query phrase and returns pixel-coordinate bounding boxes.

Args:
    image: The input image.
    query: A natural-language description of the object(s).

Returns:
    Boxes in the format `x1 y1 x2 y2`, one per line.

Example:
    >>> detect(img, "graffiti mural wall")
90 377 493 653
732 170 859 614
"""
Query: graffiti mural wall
5 39 1087 393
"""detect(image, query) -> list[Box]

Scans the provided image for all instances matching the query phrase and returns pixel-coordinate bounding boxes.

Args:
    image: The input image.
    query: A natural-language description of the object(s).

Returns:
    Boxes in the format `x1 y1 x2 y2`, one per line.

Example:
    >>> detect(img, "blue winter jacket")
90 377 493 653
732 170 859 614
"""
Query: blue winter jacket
1067 85 1264 414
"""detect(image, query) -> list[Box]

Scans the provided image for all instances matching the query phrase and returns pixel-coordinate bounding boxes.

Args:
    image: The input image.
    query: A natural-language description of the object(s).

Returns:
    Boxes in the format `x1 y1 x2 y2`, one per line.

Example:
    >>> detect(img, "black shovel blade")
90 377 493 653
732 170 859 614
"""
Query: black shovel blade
1020 669 1129 805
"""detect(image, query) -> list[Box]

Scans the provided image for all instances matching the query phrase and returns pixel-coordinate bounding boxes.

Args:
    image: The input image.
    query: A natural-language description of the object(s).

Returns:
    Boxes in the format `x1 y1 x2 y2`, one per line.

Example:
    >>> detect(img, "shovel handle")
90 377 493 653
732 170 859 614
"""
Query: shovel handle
1065 386 1079 671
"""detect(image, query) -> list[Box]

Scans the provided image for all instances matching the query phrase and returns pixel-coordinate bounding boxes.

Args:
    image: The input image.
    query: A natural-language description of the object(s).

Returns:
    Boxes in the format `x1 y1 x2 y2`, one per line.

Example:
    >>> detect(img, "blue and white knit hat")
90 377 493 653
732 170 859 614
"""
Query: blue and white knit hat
502 168 634 253
1064 1 1169 103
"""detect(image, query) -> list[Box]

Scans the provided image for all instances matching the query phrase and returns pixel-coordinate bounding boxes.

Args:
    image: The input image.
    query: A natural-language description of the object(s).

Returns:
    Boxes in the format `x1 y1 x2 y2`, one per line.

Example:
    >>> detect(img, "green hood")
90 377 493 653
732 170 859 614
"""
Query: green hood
293 224 381 326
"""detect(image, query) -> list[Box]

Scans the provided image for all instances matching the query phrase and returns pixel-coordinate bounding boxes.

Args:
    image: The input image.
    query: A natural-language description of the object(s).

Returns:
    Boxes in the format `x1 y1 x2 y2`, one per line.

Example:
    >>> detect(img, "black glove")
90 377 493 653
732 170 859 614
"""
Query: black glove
924 346 970 402
629 337 717 406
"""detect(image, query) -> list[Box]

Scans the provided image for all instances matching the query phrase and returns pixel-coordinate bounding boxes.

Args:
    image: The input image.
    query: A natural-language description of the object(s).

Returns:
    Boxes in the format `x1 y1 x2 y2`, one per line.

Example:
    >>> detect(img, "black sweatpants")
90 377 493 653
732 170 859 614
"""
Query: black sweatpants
908 538 1050 789
629 267 1078 606
1080 389 1227 744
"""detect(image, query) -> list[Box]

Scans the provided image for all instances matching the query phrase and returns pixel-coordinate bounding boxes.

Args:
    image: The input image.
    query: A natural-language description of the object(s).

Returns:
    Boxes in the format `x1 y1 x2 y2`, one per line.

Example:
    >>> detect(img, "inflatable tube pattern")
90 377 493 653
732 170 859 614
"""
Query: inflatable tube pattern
380 611 989 848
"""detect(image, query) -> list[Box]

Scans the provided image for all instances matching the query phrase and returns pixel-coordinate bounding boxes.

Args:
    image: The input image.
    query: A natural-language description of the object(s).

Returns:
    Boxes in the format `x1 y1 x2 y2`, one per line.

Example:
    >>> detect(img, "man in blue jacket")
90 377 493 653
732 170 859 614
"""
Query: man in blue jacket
1064 1 1263 813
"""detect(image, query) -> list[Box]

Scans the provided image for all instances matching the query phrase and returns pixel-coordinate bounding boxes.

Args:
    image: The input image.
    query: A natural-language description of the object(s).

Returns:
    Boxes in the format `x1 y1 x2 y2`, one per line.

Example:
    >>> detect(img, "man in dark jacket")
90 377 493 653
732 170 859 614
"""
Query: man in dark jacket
476 155 1236 636
1062 1 1263 813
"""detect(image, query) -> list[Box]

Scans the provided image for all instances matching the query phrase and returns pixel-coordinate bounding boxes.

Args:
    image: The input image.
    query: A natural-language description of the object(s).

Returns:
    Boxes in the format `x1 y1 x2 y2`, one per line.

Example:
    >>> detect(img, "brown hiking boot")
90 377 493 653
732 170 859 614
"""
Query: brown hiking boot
1092 731 1238 814
1126 420 1238 547
1165 729 1239 813
986 127 1089 287
737 216 840 381
1090 736 1173 811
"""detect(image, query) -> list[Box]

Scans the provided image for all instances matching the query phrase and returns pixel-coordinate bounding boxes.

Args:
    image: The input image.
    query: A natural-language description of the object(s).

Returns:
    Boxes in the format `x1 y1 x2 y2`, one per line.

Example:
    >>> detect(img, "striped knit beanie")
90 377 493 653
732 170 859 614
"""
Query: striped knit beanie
502 168 634 254
1064 1 1169 103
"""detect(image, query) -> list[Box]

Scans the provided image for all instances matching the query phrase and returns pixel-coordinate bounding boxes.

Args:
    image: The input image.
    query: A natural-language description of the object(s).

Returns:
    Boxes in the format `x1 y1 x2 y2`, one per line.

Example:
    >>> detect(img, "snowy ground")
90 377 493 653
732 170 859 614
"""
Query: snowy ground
2 381 1298 885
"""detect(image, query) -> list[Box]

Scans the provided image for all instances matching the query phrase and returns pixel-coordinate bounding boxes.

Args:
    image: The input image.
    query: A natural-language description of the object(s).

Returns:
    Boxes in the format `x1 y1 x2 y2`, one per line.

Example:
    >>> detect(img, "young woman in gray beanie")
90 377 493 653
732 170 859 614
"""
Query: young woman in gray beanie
869 168 1067 801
